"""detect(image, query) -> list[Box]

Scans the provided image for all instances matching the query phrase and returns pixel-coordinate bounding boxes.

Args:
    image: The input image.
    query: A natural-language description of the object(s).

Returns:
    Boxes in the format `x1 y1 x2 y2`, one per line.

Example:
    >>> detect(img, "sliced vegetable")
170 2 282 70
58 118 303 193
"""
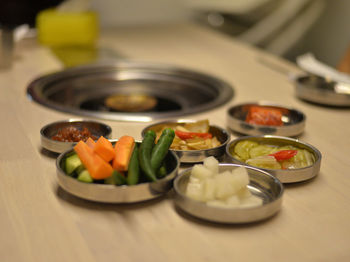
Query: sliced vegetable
112 135 135 172
94 136 115 162
231 140 315 170
65 153 82 175
86 137 96 149
104 170 127 185
175 130 212 140
74 141 113 180
127 144 140 185
77 169 93 183
139 130 157 182
269 150 298 161
151 128 175 172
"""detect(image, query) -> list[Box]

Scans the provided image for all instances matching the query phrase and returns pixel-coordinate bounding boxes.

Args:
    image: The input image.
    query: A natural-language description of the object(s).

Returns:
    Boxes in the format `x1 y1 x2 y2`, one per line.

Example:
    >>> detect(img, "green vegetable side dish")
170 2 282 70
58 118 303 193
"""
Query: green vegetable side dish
151 128 175 172
138 130 157 182
231 140 315 170
127 144 140 185
62 129 175 185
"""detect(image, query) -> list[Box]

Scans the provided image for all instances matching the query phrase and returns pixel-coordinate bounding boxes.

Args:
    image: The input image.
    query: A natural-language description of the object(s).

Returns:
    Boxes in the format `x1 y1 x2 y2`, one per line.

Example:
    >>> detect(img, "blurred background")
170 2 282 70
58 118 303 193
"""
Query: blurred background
0 0 349 68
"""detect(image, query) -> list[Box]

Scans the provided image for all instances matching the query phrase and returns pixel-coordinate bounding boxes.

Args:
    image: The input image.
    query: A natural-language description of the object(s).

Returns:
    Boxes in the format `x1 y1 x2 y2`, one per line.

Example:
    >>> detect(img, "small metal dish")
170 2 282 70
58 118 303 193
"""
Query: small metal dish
226 135 322 183
56 146 179 203
174 163 284 224
227 102 306 137
141 120 230 163
295 75 350 106
41 119 112 153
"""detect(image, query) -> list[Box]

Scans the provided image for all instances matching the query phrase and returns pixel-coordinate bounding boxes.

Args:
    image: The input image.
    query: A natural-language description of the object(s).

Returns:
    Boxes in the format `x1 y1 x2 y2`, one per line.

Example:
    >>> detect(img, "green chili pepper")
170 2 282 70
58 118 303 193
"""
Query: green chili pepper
139 130 157 182
151 128 175 172
127 144 140 185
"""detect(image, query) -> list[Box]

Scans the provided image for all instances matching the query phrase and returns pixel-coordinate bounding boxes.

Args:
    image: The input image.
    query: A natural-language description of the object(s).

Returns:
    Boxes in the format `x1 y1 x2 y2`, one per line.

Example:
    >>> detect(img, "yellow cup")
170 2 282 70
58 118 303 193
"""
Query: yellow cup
36 8 98 47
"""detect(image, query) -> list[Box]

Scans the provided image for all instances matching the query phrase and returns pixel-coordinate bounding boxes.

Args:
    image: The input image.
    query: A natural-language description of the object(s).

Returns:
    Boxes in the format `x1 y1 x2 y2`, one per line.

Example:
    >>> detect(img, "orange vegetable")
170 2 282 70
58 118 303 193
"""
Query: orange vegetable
86 137 96 149
74 141 113 180
246 106 283 126
94 136 115 163
112 135 135 172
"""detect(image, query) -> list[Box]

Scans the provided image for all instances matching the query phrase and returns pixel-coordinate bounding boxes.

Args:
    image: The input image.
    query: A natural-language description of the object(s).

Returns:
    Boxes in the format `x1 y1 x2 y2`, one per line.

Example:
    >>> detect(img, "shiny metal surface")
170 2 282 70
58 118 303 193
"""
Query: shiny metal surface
41 119 112 153
56 147 179 203
174 163 284 224
142 119 230 163
27 61 234 122
226 135 322 183
227 101 306 137
295 75 350 106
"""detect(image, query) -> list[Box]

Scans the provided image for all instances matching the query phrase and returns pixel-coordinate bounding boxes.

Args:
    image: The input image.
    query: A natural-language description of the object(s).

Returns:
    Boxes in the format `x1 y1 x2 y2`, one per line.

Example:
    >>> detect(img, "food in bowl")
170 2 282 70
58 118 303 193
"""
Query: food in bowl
185 157 263 208
61 128 175 185
245 105 284 126
51 126 98 142
154 119 221 150
231 140 315 170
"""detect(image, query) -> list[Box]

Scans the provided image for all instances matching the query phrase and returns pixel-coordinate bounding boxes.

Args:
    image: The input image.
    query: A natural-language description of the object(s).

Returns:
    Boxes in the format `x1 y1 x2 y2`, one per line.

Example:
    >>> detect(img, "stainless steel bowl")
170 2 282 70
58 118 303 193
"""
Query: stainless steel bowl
56 147 179 203
41 119 112 153
174 163 284 224
227 102 306 137
226 135 322 183
295 75 350 106
141 120 230 163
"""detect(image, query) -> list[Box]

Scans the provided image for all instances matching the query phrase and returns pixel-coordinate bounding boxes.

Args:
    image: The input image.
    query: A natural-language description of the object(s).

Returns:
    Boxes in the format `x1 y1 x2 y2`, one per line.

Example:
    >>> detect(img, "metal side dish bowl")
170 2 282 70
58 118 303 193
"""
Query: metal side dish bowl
295 75 350 107
174 163 284 224
41 119 112 153
141 119 230 163
227 102 306 137
226 135 322 183
56 147 179 203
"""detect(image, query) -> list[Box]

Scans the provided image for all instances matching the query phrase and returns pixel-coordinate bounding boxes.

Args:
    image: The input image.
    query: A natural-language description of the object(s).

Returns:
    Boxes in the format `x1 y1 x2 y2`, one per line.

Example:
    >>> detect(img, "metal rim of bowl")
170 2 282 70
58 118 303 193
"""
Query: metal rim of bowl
225 135 322 183
173 163 284 224
56 147 180 203
295 75 350 107
226 101 306 137
141 119 231 163
40 119 112 153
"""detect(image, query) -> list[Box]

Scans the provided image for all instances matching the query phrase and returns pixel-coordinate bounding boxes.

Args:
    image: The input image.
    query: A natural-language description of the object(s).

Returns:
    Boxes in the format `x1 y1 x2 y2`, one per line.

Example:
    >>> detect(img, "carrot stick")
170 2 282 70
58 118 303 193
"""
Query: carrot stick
112 135 135 172
86 137 96 149
74 141 113 180
94 136 115 163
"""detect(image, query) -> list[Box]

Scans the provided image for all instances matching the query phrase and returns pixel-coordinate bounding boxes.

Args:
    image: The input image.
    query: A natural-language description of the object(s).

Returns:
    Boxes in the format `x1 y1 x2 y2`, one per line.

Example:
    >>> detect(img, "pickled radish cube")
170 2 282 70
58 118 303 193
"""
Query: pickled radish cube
237 187 252 199
240 195 263 208
226 195 240 207
214 171 239 200
186 182 203 201
203 156 219 174
202 177 216 201
231 167 250 188
191 164 213 180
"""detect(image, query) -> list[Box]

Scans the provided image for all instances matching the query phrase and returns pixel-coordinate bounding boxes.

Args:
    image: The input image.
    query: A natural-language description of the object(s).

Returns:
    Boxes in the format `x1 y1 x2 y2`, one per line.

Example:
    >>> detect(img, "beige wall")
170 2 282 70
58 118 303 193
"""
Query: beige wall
286 0 350 67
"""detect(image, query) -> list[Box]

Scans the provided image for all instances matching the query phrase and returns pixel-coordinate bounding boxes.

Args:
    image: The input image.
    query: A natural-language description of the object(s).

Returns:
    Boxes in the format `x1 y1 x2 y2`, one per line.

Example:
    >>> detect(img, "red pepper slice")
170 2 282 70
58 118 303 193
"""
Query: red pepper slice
269 150 298 161
175 130 212 140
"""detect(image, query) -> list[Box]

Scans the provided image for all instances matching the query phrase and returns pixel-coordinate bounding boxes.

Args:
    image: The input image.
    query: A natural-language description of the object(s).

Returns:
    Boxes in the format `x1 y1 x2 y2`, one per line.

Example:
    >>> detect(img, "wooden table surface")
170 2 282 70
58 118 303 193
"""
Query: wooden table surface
1 23 350 262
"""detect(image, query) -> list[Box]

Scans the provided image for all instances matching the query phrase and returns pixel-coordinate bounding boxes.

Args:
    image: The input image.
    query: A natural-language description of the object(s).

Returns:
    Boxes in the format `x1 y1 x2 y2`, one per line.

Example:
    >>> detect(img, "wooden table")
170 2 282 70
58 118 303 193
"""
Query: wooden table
1 23 350 262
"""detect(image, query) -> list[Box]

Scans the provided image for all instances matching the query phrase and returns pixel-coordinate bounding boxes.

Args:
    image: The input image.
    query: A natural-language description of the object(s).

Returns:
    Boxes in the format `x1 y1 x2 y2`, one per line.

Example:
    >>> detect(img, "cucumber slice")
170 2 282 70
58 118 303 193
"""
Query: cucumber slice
77 169 93 183
104 170 126 185
65 153 82 175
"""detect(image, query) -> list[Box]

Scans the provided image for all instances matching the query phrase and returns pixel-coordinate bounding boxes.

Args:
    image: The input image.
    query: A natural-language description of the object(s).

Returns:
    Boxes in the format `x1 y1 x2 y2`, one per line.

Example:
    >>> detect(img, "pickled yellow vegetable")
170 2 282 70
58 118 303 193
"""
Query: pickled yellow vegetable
231 140 315 170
